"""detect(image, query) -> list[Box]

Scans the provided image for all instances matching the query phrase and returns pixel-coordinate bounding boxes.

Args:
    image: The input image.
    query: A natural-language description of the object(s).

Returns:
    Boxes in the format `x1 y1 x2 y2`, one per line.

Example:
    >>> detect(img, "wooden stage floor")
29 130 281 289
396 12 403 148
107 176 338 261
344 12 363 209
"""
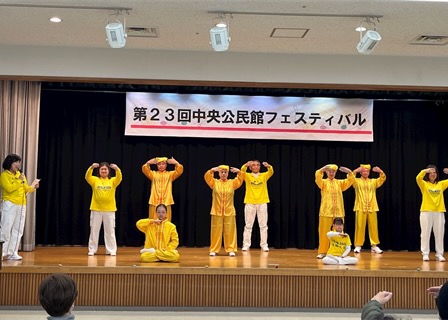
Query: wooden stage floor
0 246 446 311
1 246 447 271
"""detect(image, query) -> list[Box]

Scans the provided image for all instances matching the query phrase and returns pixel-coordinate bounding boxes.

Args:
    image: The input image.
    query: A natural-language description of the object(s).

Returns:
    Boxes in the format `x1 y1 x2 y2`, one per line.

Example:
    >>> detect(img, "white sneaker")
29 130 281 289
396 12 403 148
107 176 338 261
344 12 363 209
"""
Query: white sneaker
88 252 94 256
261 246 269 252
371 246 383 254
110 252 116 256
316 253 325 259
8 253 22 260
140 248 156 254
436 255 446 262
229 252 236 257
242 246 249 251
209 252 216 256
354 246 361 253
423 255 430 261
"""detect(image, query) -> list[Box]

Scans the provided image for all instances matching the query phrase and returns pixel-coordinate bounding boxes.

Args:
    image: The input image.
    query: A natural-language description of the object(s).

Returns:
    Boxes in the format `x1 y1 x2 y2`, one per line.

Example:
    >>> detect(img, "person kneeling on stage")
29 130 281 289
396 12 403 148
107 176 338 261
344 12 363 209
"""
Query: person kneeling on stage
322 217 358 265
136 204 180 263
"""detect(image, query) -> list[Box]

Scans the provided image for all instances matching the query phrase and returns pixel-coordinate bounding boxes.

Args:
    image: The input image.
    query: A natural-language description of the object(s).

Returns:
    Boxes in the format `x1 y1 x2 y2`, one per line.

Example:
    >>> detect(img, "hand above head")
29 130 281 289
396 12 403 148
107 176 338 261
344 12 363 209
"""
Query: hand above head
262 161 271 168
110 163 118 170
230 167 240 173
339 167 352 173
211 167 220 172
92 163 99 168
443 168 448 175
147 158 157 165
167 157 179 165
427 285 443 298
245 161 253 167
425 168 436 174
371 291 393 305
372 166 382 173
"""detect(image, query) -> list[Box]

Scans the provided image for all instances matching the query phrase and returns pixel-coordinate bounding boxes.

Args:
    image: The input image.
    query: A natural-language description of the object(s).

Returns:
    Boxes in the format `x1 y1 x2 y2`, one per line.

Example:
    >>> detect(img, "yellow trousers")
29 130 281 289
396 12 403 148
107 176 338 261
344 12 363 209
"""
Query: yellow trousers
149 205 172 221
355 210 380 246
210 215 237 253
318 216 338 254
141 249 180 263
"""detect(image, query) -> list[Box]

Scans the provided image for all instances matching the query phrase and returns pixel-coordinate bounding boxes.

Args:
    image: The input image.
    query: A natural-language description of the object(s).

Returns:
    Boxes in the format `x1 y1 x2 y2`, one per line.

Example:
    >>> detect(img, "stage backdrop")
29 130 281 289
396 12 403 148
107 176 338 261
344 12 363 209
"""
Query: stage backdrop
36 86 448 252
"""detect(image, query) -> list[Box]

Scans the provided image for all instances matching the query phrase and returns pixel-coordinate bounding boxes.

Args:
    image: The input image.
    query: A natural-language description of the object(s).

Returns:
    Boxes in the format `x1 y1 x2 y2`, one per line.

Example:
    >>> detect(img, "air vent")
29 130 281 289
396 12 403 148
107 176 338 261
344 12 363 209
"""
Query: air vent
409 35 448 45
270 28 309 38
126 26 159 38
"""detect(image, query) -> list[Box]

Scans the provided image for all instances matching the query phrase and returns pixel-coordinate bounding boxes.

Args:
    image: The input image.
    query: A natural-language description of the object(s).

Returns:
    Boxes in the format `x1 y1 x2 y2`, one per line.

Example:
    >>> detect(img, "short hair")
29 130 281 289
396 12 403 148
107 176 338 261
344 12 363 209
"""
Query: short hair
333 217 344 225
2 154 21 170
38 274 78 317
437 281 448 319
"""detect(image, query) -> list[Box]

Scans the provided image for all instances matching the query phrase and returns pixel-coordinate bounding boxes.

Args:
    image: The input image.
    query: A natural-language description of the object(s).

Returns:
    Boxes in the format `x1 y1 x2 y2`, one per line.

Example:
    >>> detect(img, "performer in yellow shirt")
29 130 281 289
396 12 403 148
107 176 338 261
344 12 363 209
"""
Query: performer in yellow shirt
416 165 448 261
136 204 180 263
240 160 274 252
315 164 353 259
204 165 244 257
85 162 122 256
142 156 183 221
345 164 386 254
1 154 39 261
322 217 358 265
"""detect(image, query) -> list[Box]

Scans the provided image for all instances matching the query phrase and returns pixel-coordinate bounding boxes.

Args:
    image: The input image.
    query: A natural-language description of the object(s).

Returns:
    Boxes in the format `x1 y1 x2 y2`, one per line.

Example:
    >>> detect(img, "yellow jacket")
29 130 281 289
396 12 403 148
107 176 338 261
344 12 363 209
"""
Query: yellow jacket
416 170 448 212
142 163 184 206
85 167 122 211
0 170 35 205
136 219 179 250
349 172 386 212
315 169 352 217
204 170 244 216
241 165 274 204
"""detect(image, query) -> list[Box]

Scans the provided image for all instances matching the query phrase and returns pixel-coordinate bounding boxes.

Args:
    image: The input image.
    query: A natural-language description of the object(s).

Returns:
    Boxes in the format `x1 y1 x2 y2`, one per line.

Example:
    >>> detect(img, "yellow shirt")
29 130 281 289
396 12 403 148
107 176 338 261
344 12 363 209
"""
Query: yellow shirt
85 167 122 211
204 170 243 216
315 170 353 217
241 165 274 204
136 219 179 250
416 170 448 212
326 231 352 257
349 172 386 212
0 170 35 205
142 164 184 206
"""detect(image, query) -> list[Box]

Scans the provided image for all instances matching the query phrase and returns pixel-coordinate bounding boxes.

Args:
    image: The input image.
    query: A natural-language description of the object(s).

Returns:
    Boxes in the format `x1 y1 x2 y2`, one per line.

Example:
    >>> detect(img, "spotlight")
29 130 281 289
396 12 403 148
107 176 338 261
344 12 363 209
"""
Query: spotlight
106 10 128 48
210 13 231 52
356 17 381 55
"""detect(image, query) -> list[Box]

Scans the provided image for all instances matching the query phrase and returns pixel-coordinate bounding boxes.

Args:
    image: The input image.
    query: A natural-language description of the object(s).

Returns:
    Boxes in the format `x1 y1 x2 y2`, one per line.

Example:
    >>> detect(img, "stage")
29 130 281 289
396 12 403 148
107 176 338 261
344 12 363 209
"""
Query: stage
0 247 445 311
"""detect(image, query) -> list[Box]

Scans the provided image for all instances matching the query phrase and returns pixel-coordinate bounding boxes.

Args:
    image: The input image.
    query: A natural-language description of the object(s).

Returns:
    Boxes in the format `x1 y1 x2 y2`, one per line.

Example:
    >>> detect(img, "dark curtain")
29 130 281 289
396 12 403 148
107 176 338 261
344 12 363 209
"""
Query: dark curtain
36 85 448 252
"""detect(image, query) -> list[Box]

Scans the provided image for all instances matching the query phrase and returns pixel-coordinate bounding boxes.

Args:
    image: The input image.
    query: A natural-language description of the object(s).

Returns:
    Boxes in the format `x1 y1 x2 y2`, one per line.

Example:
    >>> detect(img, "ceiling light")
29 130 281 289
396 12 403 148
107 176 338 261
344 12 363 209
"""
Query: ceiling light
210 13 231 52
105 10 128 48
356 17 381 54
49 16 62 23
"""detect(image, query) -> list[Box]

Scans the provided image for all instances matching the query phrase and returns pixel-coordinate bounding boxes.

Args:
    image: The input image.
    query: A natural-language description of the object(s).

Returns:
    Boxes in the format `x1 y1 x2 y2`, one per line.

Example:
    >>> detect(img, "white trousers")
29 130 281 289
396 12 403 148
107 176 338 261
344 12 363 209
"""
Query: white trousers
322 254 358 265
88 211 117 254
243 203 268 248
420 211 445 256
0 200 26 257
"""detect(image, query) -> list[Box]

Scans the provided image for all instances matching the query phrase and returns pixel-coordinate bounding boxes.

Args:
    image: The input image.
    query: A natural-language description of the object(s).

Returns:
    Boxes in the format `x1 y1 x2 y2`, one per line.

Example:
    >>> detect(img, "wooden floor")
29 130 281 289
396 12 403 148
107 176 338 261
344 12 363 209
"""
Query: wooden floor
1 246 447 272
0 246 446 311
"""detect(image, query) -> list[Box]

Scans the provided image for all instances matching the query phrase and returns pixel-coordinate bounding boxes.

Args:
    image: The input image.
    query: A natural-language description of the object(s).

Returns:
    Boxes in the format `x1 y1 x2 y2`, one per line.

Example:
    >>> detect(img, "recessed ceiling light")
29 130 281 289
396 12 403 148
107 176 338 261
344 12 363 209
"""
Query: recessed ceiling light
49 16 62 23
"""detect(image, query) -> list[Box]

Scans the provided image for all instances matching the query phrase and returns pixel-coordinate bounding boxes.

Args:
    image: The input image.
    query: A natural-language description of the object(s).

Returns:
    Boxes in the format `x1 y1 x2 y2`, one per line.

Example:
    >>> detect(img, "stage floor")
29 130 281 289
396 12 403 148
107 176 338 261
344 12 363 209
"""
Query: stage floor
2 246 447 272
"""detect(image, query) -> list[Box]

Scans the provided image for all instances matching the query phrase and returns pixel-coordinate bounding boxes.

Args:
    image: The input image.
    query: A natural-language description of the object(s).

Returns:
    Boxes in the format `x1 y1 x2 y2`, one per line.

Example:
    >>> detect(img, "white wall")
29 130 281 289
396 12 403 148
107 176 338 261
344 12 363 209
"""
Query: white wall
1 45 448 87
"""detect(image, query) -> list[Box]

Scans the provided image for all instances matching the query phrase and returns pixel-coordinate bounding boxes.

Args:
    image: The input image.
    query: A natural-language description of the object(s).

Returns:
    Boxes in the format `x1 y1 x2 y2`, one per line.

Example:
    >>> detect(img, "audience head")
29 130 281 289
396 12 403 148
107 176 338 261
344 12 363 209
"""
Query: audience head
437 282 448 319
38 273 78 317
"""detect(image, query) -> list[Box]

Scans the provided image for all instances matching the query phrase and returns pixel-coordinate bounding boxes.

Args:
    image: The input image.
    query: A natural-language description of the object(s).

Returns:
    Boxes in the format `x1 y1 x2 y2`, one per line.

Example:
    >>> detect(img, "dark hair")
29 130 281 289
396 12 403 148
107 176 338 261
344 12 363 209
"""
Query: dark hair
2 154 21 170
38 273 78 317
423 164 439 183
156 203 168 212
98 162 111 178
333 217 344 225
437 281 448 319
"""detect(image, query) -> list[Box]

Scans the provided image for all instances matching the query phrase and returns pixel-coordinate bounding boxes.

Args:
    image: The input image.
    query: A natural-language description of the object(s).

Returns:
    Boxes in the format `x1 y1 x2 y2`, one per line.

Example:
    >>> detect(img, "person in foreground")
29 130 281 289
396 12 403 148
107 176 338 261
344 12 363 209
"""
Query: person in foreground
204 165 243 257
315 164 353 259
136 203 180 262
322 217 358 265
38 273 78 320
85 162 122 256
416 165 448 261
361 291 412 320
0 153 39 261
240 160 274 252
142 156 183 221
428 281 448 319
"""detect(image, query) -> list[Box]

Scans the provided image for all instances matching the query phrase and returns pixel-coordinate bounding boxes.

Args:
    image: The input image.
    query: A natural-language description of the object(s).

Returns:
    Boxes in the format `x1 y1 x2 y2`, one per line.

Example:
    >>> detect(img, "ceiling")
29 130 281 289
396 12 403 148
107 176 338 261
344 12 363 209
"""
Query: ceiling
1 0 448 57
